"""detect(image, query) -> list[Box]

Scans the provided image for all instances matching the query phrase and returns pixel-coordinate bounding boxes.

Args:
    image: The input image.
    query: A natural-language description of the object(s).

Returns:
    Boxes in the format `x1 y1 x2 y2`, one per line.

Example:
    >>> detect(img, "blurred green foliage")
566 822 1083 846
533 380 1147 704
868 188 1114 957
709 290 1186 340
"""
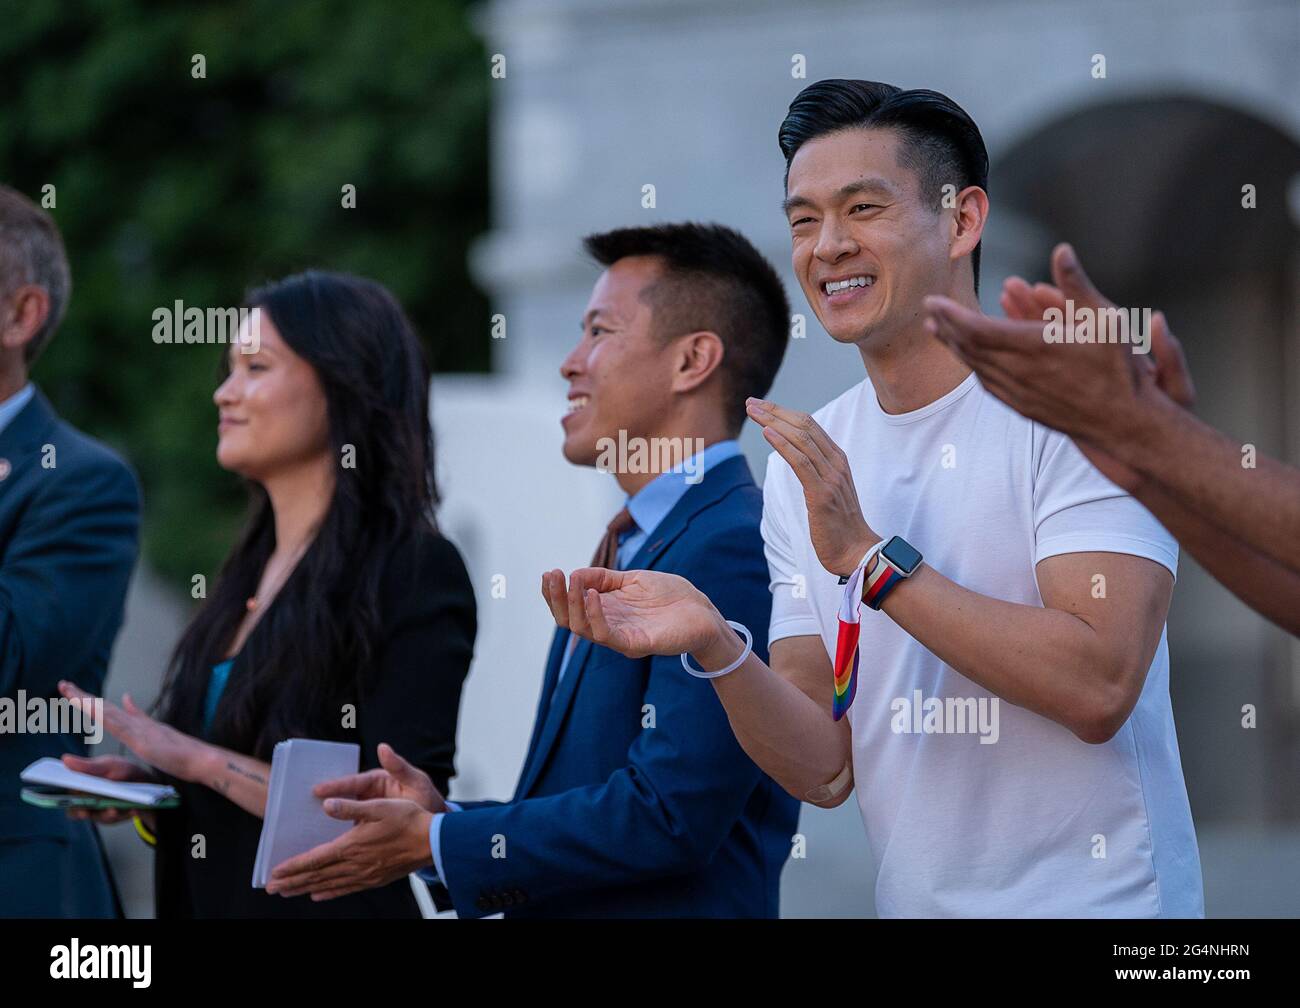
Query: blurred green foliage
0 0 490 589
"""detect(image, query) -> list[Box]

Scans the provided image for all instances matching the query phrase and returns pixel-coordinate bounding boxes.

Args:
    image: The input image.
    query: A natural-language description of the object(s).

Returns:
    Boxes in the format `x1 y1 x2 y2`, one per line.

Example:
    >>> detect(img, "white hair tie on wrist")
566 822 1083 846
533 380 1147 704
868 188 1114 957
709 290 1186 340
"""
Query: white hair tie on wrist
681 620 752 679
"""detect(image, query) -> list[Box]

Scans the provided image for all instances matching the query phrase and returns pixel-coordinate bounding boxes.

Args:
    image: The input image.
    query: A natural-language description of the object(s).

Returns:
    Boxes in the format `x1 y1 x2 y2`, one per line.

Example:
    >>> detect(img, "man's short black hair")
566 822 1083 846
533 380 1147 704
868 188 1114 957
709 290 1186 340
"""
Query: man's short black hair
583 222 790 435
778 79 990 293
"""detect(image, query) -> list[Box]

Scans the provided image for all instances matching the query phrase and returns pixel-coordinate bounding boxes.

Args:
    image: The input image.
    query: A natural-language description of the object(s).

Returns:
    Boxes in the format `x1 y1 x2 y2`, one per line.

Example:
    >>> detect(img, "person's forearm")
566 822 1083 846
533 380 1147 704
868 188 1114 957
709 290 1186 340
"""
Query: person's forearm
879 566 1126 742
693 627 846 800
1115 391 1300 574
194 744 271 818
1130 480 1300 636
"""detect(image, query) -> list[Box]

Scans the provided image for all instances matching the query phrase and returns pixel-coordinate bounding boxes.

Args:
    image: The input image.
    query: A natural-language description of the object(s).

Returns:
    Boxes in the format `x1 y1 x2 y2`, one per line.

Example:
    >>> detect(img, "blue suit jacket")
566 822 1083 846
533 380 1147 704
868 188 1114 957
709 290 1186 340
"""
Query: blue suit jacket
0 388 140 918
438 454 800 918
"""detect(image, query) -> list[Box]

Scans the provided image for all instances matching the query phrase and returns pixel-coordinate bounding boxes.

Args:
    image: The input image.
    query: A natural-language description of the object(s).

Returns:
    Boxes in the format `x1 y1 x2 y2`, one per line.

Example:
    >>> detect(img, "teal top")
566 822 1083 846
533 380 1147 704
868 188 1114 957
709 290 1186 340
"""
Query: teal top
203 659 234 736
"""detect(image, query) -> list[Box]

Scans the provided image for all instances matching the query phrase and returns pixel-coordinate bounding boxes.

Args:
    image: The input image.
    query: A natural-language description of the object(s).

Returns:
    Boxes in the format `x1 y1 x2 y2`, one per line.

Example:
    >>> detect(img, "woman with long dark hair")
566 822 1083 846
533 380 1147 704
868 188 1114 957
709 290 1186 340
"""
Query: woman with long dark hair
61 270 475 918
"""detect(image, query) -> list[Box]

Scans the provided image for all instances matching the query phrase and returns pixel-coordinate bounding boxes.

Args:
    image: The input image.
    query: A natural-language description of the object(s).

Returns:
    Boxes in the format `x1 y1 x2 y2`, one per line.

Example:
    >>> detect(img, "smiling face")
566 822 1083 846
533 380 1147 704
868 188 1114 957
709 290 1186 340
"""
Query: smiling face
213 307 331 481
784 127 960 350
559 255 680 468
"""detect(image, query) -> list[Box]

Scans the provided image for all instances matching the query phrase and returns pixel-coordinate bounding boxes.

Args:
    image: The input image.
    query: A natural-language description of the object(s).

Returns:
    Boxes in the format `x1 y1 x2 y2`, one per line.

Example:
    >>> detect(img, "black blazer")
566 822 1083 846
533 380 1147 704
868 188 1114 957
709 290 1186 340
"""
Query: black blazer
153 525 476 918
0 387 140 918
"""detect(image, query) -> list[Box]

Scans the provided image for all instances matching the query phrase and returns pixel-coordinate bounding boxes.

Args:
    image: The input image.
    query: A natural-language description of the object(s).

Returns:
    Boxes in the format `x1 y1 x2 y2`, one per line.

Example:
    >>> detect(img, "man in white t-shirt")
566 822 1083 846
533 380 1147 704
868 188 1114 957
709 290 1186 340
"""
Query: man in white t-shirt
545 79 1203 917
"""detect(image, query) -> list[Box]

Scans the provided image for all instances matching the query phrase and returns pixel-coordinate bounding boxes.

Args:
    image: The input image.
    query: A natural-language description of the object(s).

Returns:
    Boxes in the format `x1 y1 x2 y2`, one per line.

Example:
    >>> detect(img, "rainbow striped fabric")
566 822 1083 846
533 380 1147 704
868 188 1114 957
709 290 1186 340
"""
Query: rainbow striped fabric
831 560 868 720
832 613 860 720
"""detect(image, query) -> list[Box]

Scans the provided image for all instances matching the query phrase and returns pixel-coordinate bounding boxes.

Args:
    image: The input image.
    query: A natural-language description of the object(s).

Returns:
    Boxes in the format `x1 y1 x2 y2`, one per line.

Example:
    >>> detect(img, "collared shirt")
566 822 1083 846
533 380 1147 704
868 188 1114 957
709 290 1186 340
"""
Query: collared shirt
0 383 35 437
554 437 741 686
617 437 742 570
423 438 743 888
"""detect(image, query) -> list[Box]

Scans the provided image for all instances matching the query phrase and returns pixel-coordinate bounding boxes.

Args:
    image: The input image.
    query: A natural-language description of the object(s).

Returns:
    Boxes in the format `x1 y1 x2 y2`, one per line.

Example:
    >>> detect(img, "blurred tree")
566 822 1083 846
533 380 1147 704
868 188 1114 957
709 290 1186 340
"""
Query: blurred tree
0 0 490 588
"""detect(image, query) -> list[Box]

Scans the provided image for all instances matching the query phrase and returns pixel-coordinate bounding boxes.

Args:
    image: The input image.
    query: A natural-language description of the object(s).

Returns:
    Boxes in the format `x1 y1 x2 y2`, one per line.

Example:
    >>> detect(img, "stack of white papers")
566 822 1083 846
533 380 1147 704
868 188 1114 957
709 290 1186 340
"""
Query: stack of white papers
20 757 178 806
251 738 359 888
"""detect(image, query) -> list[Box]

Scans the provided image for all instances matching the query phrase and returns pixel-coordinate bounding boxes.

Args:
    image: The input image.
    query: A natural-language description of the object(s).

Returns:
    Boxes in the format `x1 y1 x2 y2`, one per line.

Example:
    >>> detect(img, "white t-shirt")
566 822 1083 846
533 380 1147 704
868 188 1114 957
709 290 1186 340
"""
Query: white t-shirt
762 371 1203 918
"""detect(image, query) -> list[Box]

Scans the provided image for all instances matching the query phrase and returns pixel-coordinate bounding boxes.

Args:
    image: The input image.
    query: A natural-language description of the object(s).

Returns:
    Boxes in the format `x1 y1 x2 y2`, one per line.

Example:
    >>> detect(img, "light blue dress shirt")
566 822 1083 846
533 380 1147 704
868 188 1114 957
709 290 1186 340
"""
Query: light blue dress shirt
554 437 742 687
423 438 743 887
0 383 35 437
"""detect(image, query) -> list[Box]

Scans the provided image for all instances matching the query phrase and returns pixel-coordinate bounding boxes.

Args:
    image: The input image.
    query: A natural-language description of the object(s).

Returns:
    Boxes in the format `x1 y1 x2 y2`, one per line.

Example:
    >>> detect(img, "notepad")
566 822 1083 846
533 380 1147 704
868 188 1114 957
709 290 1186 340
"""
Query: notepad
20 757 179 806
251 738 360 888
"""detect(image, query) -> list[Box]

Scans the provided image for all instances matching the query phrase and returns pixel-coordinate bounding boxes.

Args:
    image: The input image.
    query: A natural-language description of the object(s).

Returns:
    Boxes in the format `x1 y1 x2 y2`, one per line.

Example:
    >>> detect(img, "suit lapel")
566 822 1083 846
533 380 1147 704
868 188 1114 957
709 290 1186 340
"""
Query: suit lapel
0 391 58 511
515 633 597 798
0 388 57 471
622 454 751 571
514 454 755 798
513 625 571 800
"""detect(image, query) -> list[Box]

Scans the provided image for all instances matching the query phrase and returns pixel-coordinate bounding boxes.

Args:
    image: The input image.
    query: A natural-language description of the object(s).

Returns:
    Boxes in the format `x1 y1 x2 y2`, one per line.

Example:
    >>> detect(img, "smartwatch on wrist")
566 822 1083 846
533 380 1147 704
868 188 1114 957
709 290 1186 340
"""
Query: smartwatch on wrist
861 535 923 610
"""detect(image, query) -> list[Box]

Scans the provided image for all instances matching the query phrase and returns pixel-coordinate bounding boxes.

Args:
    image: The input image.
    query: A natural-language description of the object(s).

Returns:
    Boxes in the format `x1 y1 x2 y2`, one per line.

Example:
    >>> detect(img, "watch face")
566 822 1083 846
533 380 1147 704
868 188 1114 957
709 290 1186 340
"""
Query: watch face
882 535 922 575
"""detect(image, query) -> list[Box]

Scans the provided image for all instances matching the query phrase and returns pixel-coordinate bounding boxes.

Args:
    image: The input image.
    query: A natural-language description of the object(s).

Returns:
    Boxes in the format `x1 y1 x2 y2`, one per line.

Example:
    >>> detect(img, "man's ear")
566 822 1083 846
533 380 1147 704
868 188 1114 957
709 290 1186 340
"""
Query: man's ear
0 285 50 354
671 329 725 393
949 185 989 264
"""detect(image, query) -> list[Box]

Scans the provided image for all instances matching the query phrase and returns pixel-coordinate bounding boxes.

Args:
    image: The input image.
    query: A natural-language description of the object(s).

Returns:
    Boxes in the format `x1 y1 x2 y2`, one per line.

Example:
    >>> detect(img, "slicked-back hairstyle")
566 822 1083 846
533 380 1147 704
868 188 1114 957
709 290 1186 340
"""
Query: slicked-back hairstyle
583 222 790 435
778 79 989 293
0 185 71 364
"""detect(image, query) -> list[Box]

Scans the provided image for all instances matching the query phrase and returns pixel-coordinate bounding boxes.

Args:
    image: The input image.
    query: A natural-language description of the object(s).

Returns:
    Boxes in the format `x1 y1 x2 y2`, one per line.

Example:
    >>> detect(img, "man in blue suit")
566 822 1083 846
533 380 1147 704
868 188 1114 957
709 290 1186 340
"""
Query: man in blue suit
0 185 140 917
269 222 800 917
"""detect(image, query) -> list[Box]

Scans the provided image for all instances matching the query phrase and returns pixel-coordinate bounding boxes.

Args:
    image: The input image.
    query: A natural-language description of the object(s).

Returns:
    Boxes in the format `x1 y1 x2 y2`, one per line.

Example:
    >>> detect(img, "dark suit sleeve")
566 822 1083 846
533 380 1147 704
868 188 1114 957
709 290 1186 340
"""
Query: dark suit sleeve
355 532 476 797
0 450 139 697
438 513 771 917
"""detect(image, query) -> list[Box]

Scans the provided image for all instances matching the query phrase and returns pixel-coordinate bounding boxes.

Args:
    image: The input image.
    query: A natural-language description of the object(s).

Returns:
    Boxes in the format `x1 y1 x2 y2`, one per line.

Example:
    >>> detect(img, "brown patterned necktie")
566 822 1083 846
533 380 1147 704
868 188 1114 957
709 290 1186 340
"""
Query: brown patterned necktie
591 506 637 570
563 506 638 664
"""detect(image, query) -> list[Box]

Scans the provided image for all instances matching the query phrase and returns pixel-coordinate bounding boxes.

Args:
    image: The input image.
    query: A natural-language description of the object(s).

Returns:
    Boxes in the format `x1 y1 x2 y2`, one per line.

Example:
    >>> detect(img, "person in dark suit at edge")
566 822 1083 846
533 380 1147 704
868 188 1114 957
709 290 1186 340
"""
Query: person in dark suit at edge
0 184 140 918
